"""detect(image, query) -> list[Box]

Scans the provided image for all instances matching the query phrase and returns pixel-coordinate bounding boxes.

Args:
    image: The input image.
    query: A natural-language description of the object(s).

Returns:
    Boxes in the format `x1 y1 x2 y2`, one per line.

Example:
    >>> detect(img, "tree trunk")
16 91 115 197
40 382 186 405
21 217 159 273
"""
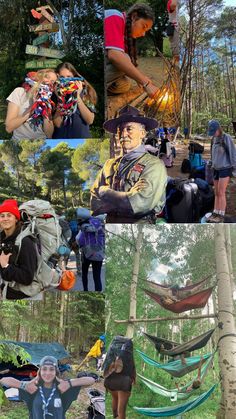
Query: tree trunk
215 224 236 419
126 226 143 339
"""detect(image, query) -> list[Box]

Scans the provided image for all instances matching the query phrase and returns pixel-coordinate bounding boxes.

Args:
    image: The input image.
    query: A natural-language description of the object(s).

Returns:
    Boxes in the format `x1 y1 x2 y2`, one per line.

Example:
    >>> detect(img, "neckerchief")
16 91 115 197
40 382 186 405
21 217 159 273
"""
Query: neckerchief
118 144 146 175
56 77 84 125
28 83 55 130
39 385 56 419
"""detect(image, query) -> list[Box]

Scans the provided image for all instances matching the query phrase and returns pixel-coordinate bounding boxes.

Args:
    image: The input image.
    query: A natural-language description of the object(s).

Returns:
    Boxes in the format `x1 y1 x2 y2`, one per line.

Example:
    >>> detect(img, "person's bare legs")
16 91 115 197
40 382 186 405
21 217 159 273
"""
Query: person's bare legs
109 390 119 418
213 179 219 211
117 391 131 419
217 176 230 211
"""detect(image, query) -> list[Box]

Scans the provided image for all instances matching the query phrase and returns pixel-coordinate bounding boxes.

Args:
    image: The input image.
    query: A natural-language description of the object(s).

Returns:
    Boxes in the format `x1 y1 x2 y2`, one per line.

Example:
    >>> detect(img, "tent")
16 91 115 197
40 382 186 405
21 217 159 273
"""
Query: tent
144 287 213 313
136 349 212 378
133 384 217 417
144 329 215 356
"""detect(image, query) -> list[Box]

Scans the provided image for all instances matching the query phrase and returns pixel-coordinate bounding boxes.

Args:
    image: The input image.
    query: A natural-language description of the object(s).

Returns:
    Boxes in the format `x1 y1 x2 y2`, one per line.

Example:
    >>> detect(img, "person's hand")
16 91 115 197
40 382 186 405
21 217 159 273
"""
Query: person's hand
56 378 70 393
26 377 39 394
144 82 159 99
128 179 147 196
76 81 84 96
98 185 111 198
0 252 11 268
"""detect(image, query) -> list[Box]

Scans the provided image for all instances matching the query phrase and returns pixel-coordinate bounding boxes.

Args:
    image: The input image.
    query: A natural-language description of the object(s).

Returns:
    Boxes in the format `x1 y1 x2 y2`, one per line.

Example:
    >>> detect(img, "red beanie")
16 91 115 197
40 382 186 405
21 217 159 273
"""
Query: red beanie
0 199 21 220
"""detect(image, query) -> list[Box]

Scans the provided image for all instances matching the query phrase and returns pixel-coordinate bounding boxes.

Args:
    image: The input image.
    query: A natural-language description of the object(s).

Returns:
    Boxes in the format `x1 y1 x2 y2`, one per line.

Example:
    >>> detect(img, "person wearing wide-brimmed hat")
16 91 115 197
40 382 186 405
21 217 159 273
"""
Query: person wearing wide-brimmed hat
0 199 37 300
206 120 236 223
90 105 167 223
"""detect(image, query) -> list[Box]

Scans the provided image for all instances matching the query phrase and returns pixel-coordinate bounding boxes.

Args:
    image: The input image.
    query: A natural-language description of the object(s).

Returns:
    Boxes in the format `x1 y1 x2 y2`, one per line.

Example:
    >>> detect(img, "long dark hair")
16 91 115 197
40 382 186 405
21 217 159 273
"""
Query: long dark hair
56 62 97 105
126 3 155 66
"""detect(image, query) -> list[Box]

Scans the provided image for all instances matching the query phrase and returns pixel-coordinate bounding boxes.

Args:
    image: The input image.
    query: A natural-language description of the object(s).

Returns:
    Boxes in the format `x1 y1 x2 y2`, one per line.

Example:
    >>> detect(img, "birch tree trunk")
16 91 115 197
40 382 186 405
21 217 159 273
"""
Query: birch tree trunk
215 224 236 419
126 226 143 339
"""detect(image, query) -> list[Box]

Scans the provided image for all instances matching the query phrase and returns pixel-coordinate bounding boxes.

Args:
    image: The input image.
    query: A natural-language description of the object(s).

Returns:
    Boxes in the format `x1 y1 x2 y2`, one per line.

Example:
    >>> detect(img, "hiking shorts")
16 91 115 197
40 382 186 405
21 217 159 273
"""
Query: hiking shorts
104 374 132 392
213 168 232 180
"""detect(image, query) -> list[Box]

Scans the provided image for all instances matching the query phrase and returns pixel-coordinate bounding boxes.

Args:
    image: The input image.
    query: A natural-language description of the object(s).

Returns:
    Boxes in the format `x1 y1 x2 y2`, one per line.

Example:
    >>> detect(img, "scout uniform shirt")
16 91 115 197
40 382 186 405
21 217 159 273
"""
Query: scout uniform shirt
90 145 167 220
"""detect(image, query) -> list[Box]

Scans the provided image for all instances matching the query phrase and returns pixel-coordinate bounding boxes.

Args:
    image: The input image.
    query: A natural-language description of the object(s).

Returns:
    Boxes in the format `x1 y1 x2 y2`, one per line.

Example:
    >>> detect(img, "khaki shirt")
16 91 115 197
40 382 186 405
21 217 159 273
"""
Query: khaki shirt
90 152 167 219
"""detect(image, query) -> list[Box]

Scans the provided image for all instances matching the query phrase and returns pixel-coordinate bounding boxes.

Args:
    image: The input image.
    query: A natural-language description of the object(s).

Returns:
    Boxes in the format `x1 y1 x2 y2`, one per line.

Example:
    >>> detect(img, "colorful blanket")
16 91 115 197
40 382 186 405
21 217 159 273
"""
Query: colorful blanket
28 83 55 130
56 77 84 125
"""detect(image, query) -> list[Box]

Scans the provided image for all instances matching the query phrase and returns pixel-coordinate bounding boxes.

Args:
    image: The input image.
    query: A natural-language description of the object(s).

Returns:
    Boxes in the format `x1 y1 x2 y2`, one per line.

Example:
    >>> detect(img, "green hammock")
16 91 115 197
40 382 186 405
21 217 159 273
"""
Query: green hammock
133 384 217 417
137 353 214 401
136 349 212 377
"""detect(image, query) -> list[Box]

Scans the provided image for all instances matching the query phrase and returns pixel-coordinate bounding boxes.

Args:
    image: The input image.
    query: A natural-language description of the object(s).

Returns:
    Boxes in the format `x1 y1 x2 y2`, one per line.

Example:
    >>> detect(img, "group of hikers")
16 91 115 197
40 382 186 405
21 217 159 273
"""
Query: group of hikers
0 199 105 299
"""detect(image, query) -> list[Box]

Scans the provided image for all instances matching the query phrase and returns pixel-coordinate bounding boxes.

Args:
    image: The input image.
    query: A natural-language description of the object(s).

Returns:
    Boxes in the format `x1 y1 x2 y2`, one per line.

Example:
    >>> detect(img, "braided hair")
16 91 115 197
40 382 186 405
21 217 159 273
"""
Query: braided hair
126 3 155 66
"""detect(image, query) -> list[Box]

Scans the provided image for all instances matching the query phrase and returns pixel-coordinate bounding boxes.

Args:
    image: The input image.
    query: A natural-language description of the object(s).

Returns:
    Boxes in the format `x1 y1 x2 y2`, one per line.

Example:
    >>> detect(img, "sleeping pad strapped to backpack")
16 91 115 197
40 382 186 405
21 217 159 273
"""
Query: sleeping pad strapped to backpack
77 217 105 261
2 200 72 298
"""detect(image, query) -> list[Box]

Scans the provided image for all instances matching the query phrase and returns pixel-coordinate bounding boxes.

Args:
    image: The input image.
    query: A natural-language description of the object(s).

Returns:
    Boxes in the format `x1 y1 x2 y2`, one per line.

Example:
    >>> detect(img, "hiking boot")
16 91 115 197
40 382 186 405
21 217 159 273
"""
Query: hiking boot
207 213 224 223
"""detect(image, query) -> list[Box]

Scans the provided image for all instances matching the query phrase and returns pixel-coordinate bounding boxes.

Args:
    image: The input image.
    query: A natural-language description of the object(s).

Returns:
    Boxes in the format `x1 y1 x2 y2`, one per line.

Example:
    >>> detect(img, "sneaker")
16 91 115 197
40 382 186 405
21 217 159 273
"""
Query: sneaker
206 213 218 223
208 214 224 223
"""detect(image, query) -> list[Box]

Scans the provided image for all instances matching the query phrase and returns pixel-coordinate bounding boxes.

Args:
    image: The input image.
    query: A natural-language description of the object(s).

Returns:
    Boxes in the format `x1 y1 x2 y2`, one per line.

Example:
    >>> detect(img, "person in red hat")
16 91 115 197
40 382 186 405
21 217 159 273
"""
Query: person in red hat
90 105 167 223
0 199 37 299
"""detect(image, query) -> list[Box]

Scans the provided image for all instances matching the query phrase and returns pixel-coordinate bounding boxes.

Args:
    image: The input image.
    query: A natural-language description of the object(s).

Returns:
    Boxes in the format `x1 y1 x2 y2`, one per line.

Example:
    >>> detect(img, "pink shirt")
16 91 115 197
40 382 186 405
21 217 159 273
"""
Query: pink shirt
105 10 126 52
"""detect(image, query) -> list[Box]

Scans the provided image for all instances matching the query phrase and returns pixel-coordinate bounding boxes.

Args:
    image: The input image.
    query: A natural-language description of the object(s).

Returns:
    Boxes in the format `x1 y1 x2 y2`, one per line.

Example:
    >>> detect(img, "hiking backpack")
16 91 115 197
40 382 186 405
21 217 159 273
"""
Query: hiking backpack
77 217 105 262
87 389 105 419
102 336 134 378
3 200 71 298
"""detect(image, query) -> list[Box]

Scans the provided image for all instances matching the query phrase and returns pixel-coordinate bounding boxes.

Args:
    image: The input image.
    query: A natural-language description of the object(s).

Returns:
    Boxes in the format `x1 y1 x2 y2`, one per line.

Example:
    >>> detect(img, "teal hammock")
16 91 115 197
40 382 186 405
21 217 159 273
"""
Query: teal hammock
136 349 212 377
133 384 217 417
137 353 214 401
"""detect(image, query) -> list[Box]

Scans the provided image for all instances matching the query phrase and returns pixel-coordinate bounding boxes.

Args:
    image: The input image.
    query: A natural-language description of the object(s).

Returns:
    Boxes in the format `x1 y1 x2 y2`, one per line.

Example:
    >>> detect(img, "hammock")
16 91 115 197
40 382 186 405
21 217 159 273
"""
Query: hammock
137 354 214 401
136 350 212 378
144 287 213 313
144 329 215 356
133 384 217 417
146 275 212 299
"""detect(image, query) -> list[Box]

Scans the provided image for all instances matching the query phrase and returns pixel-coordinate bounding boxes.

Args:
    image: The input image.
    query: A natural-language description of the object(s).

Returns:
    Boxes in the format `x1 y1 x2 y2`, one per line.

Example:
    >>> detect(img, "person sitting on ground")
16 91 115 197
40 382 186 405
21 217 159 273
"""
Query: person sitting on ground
105 3 159 96
0 199 37 300
207 120 236 223
5 69 57 140
0 356 99 419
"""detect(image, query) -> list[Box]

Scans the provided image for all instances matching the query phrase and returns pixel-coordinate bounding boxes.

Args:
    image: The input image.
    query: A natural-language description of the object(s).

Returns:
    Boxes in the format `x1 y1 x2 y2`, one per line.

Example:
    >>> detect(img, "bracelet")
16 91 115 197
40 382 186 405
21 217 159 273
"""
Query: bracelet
2 264 9 269
143 81 150 89
20 381 27 390
67 379 73 388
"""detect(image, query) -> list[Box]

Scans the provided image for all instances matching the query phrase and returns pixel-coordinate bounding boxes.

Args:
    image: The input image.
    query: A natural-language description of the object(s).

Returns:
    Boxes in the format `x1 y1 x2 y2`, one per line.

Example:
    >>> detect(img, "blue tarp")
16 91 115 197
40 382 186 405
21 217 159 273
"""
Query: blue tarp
0 340 70 367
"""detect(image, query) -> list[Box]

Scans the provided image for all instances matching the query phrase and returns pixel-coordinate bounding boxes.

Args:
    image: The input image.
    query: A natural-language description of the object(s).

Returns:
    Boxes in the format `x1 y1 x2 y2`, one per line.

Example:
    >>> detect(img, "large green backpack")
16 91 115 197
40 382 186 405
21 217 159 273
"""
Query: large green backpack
2 200 69 298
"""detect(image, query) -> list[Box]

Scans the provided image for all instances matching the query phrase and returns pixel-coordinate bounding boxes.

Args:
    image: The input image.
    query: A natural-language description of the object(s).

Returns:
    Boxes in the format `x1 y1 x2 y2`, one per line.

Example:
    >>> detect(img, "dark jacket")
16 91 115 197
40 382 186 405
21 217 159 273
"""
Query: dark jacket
0 226 37 299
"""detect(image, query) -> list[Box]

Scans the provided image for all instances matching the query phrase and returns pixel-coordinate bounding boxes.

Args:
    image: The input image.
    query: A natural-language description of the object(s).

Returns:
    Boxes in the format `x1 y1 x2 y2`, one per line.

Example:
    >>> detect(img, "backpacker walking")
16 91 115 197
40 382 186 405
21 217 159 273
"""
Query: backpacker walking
76 217 105 292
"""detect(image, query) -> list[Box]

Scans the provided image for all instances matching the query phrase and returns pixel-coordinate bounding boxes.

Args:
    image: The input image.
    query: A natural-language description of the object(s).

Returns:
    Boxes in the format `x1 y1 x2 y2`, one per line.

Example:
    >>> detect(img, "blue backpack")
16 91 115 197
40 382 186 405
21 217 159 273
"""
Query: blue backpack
77 217 105 261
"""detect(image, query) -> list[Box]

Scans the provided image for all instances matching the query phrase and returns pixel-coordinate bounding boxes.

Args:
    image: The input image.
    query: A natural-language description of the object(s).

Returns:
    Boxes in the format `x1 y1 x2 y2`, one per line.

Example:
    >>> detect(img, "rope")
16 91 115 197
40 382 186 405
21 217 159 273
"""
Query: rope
56 77 84 125
28 83 55 130
217 333 236 346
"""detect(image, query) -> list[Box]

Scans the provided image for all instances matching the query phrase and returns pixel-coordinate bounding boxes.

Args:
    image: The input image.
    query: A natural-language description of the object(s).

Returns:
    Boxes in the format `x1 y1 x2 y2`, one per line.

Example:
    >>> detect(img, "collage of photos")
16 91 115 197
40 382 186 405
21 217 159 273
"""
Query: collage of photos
0 0 235 418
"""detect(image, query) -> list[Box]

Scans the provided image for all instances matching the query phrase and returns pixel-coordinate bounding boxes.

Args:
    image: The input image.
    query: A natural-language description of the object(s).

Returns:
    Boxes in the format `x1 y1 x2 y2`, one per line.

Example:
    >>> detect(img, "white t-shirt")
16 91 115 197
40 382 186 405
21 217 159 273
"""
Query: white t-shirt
6 87 46 140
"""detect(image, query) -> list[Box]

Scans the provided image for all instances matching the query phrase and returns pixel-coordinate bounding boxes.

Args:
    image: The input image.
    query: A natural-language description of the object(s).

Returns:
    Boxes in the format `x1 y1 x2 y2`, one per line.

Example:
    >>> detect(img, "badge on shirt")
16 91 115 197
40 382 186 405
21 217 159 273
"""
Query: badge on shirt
54 398 62 408
132 163 145 174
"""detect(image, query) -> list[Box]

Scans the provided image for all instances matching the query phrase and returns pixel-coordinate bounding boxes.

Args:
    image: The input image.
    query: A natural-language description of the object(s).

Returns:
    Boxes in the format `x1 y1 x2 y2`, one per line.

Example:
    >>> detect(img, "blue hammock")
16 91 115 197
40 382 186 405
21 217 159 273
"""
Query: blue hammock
136 349 212 377
133 384 217 417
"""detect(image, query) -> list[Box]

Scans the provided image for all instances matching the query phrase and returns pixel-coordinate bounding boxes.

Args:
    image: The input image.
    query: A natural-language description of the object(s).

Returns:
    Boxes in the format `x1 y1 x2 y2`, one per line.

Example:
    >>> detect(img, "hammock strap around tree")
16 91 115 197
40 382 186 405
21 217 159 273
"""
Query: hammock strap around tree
137 353 214 401
136 349 212 377
133 384 217 417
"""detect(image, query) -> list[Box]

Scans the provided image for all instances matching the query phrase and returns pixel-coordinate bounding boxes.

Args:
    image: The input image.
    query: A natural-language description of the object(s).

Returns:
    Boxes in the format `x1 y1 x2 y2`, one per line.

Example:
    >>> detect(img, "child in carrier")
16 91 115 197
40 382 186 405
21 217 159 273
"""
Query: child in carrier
76 217 105 292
